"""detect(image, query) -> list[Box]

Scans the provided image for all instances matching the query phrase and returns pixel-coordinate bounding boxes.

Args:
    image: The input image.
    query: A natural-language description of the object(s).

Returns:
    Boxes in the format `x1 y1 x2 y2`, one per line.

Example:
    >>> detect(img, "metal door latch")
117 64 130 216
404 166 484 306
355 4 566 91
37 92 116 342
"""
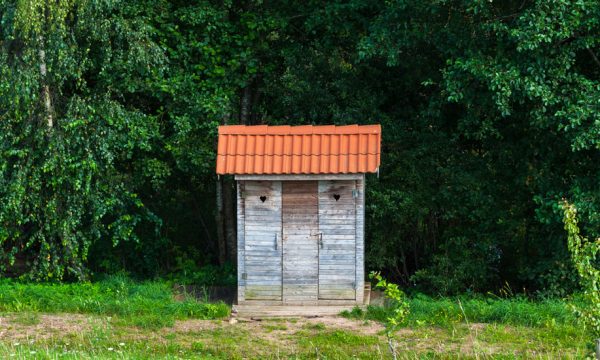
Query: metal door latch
311 232 324 248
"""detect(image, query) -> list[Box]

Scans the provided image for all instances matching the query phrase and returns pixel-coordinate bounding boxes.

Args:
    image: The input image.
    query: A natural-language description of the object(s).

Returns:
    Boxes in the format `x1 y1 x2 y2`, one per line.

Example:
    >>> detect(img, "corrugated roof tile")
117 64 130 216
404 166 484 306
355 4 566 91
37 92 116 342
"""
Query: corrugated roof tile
216 124 381 174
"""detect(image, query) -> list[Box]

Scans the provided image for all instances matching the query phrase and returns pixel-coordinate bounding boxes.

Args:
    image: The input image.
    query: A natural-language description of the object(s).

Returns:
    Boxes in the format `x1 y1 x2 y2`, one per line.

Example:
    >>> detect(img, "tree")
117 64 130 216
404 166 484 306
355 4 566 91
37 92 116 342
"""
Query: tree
0 0 163 280
354 0 600 293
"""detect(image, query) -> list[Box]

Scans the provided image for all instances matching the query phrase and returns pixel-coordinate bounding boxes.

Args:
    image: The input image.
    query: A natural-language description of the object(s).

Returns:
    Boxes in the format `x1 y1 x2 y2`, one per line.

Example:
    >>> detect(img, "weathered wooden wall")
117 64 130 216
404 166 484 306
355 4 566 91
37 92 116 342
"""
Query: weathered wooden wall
237 175 366 306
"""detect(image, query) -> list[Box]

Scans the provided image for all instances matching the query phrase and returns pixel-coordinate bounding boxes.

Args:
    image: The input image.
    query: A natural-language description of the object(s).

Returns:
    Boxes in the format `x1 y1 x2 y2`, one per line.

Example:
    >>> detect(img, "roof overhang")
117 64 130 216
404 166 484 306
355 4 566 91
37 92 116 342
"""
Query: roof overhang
216 124 381 175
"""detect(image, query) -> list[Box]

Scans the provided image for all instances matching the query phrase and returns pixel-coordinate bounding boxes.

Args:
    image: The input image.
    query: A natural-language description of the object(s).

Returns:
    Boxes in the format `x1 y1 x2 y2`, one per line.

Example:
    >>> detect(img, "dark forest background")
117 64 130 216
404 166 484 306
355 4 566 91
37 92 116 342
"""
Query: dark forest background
0 0 599 296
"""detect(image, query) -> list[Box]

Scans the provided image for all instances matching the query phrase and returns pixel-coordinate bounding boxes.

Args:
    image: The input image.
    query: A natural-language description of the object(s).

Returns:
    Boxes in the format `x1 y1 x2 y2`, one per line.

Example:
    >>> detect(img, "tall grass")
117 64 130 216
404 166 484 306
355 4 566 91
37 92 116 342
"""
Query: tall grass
0 274 229 328
344 294 578 328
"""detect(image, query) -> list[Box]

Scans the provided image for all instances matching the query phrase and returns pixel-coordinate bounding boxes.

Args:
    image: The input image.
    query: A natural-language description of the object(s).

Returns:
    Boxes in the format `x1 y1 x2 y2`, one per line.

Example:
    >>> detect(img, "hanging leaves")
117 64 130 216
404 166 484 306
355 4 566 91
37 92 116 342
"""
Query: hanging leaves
0 0 164 280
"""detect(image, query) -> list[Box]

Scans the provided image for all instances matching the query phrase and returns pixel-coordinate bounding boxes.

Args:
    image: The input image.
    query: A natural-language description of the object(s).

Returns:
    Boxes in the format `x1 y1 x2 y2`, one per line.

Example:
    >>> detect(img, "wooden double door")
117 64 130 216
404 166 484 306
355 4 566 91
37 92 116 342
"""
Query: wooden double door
243 180 357 302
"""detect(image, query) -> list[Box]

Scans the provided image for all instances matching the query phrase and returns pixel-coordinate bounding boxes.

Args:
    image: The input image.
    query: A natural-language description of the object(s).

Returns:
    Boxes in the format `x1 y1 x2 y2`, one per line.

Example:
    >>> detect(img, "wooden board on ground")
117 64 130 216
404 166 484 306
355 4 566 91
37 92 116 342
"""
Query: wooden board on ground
232 304 364 318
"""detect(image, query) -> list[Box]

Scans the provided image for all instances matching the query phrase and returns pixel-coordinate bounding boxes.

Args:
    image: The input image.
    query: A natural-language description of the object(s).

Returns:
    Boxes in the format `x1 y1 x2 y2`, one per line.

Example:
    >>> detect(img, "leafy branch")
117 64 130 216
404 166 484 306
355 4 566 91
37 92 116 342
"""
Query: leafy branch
561 201 600 338
369 271 410 360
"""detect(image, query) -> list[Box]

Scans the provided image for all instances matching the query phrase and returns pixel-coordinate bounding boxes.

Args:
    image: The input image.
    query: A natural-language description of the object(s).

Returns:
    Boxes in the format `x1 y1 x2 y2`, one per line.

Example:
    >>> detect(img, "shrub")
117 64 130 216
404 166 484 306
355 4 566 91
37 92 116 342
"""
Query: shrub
561 202 600 338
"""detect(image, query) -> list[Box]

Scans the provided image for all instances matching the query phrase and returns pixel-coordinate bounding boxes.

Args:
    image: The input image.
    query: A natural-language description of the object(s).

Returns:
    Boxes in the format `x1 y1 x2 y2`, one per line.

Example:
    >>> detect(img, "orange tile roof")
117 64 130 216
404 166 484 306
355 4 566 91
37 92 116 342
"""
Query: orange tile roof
216 124 381 174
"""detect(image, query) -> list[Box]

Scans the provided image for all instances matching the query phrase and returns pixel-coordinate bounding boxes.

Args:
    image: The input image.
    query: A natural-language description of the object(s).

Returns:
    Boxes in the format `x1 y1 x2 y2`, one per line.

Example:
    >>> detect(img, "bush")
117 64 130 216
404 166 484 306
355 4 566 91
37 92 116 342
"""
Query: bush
562 203 600 337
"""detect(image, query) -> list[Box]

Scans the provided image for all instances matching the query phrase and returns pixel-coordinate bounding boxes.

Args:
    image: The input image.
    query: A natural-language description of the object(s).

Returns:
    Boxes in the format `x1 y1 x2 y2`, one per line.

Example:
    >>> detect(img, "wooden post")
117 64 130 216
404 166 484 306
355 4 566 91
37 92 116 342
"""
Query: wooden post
596 338 600 360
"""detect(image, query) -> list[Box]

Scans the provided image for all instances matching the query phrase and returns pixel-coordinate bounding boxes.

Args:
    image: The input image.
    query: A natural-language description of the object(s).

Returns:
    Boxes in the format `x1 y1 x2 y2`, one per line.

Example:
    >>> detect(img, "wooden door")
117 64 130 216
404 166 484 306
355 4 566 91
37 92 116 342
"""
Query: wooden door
318 180 357 300
282 181 319 303
243 181 282 300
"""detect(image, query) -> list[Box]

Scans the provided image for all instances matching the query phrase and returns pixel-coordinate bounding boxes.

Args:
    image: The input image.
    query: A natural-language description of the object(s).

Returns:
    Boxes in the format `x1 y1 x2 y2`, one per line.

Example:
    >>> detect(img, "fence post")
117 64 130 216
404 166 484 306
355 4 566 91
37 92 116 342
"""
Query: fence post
596 338 600 360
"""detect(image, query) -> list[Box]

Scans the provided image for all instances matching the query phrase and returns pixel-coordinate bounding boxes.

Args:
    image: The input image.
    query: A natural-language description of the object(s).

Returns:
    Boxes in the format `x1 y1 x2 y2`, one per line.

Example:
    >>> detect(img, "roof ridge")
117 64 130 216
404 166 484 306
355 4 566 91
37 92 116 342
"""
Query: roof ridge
219 124 381 135
218 152 381 156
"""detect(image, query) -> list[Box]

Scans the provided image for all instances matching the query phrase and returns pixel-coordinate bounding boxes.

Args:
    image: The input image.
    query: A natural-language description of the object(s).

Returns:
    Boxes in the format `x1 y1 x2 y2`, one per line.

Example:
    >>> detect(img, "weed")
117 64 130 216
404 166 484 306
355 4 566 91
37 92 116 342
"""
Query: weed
10 312 40 326
303 322 326 331
263 323 288 332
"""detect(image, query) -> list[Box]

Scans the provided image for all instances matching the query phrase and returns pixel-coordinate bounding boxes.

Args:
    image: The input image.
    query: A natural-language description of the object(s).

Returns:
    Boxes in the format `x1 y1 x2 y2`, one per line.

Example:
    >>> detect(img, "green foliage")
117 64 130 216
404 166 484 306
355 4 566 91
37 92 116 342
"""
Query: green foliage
168 259 236 287
0 0 164 280
370 271 410 331
561 202 600 337
369 271 410 358
0 274 230 326
343 294 577 329
0 0 599 300
357 0 600 294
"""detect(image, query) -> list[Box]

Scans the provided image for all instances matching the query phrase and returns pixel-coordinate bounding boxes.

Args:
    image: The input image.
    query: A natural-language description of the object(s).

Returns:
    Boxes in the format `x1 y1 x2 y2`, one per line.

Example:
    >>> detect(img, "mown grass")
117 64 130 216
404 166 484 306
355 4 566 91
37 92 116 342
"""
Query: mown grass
0 274 229 329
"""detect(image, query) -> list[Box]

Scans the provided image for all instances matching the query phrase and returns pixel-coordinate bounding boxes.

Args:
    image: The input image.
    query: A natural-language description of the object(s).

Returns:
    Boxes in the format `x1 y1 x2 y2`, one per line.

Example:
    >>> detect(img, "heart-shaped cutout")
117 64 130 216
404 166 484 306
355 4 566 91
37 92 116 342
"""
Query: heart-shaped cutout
333 194 340 201
260 196 267 203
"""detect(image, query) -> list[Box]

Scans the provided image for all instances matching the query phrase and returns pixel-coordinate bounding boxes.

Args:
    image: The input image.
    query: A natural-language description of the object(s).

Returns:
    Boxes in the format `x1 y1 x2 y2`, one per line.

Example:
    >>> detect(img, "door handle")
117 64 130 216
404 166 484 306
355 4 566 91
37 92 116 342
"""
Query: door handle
274 233 278 250
311 232 323 248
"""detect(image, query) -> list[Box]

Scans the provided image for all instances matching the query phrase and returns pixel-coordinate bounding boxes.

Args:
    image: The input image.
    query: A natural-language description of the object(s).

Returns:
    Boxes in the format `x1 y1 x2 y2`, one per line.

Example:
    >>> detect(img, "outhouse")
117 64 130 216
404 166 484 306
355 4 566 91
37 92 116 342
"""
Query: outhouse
216 124 381 307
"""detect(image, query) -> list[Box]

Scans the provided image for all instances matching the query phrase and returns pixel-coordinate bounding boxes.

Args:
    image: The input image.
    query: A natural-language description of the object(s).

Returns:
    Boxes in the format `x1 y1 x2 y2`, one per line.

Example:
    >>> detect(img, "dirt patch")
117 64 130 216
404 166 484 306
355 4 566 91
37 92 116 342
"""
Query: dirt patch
168 315 385 350
170 318 296 345
172 315 383 336
458 323 503 356
0 313 586 358
171 319 223 333
302 316 384 335
0 314 92 341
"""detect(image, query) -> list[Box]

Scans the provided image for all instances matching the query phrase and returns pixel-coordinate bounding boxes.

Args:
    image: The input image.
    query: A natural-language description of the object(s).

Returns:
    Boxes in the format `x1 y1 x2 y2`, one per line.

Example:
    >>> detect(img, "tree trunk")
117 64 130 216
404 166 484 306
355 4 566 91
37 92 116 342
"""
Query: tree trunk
224 177 236 263
215 176 227 265
215 112 231 266
38 38 53 128
190 192 214 250
220 86 252 264
387 336 397 360
240 85 251 124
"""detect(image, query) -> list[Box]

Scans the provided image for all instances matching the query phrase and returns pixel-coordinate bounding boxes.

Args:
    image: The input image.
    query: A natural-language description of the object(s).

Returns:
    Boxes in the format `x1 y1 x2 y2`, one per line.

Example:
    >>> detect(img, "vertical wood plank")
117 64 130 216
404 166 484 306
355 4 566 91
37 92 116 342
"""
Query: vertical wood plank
355 175 365 303
237 181 245 302
318 180 357 300
244 181 283 300
282 181 319 303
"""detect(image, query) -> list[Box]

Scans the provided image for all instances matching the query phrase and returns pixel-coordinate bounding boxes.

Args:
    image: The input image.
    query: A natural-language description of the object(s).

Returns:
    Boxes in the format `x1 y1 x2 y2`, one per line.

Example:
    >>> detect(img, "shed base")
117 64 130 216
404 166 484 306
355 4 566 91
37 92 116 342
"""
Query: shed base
232 304 364 318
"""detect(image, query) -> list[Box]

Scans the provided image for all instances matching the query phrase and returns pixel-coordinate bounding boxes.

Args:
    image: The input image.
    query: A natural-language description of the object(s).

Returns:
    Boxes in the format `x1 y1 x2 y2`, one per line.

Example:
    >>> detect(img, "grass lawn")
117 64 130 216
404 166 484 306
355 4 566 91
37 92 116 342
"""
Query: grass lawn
0 277 595 359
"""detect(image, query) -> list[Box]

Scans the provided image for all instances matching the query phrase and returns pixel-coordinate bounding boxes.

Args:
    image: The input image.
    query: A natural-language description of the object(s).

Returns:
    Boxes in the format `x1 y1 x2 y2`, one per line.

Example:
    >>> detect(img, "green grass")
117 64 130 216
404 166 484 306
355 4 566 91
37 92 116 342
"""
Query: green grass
0 281 594 358
339 294 595 358
10 312 40 326
342 294 578 328
0 316 592 359
0 274 229 329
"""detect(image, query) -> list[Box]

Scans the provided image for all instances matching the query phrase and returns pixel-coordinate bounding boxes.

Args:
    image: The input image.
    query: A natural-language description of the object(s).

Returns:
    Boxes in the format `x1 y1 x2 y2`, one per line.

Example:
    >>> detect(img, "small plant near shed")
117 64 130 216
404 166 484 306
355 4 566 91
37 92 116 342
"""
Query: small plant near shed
561 202 600 353
369 271 410 360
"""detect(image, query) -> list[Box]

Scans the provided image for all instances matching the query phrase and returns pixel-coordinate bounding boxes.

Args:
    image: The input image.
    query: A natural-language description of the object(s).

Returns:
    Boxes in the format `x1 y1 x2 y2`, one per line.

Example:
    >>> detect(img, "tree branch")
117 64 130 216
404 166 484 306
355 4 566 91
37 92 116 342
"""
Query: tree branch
587 48 600 69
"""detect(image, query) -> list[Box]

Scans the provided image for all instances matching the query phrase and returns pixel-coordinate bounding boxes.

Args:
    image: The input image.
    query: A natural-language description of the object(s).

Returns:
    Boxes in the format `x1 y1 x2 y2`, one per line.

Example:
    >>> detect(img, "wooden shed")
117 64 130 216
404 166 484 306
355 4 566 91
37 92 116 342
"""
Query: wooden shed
216 124 381 310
